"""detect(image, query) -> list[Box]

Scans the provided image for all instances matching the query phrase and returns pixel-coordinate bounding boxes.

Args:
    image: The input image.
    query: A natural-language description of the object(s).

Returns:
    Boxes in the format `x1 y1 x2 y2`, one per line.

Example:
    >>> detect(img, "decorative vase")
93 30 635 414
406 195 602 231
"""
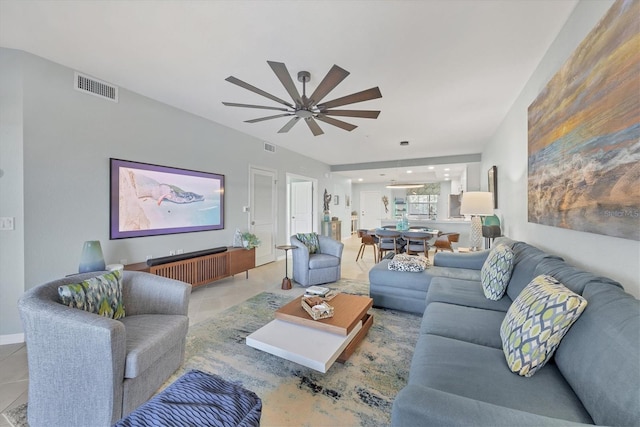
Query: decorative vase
78 240 106 273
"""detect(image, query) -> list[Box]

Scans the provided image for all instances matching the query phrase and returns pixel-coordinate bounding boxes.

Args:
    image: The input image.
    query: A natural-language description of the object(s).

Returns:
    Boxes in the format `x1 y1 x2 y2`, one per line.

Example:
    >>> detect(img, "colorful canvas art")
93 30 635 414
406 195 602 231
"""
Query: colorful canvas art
528 0 640 241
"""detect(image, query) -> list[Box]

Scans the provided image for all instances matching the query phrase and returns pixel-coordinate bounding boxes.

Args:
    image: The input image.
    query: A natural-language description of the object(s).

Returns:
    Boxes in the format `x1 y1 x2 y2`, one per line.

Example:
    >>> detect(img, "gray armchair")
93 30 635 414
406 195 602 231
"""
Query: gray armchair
18 271 192 427
290 234 344 287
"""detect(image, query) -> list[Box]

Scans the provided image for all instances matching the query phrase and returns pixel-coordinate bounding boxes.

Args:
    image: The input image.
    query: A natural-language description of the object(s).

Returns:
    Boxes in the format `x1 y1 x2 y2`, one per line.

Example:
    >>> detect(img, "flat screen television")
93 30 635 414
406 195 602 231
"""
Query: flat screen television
110 158 224 239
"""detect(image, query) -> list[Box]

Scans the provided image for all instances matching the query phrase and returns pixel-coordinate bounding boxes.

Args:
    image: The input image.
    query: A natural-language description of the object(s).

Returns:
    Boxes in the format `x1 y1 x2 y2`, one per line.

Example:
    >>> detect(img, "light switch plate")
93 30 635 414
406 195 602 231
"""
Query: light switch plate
0 217 15 230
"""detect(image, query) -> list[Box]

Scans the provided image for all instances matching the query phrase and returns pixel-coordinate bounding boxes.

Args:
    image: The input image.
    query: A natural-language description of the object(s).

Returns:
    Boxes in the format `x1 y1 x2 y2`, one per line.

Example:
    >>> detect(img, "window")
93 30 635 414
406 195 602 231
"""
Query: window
406 183 440 219
407 194 438 219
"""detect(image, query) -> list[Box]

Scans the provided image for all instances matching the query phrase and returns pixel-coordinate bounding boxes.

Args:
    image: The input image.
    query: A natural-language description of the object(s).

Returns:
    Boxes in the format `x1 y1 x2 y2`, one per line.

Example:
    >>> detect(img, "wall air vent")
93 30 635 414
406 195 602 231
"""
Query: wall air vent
264 142 276 153
74 72 118 102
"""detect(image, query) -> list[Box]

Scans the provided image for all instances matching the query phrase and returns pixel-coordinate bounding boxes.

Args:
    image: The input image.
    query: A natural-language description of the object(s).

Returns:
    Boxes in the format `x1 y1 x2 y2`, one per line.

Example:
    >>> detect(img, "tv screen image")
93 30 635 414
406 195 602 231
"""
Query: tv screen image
110 158 224 239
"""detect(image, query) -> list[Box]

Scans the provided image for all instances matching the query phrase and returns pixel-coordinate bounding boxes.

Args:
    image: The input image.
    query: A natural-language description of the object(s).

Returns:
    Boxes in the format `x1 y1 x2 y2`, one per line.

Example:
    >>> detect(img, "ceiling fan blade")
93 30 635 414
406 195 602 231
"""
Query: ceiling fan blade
317 87 382 110
278 117 301 133
225 76 294 108
308 65 350 107
244 113 292 123
305 118 324 136
268 61 303 106
315 115 357 132
323 109 380 119
222 102 290 112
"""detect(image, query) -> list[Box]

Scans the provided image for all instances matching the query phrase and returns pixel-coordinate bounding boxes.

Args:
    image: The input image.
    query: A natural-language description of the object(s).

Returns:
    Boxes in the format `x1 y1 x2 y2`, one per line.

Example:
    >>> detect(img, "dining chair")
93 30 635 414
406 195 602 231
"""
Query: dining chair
433 232 460 253
401 230 432 258
355 229 378 263
374 228 404 259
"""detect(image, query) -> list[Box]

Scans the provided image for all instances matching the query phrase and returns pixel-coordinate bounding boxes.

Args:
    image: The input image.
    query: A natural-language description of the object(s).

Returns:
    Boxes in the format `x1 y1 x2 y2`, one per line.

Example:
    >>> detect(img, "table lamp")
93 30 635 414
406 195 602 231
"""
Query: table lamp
460 192 494 251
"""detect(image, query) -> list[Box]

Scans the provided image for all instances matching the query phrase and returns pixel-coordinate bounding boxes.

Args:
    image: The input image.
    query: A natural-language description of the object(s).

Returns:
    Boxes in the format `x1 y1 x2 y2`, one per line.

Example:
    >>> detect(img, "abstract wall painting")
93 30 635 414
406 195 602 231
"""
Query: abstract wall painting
527 0 640 241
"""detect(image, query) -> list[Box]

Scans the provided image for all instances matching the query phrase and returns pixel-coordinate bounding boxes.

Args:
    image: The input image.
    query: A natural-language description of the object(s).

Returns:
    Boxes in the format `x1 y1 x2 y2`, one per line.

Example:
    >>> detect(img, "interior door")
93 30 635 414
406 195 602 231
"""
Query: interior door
291 180 313 235
250 166 276 266
360 190 381 230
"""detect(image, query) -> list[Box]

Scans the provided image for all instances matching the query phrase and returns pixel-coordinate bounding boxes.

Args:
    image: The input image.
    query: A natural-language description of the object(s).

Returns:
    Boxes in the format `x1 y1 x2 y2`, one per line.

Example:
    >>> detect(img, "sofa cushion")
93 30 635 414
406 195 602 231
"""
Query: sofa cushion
296 232 320 253
308 253 339 269
120 314 189 378
58 270 125 319
506 242 563 302
534 256 623 295
554 282 640 426
500 275 587 377
426 278 512 312
408 334 593 424
421 302 504 349
481 244 515 300
388 254 429 272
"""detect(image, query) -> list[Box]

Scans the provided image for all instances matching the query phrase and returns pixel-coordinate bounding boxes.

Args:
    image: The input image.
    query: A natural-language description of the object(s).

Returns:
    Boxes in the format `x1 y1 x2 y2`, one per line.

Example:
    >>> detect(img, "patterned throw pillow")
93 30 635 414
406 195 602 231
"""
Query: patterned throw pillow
58 270 126 319
481 244 515 300
500 275 587 377
296 232 320 254
388 254 430 272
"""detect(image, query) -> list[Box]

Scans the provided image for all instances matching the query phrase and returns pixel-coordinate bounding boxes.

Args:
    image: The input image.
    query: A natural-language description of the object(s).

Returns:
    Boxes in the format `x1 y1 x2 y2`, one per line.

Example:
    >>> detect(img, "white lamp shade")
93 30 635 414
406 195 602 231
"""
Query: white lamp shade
460 192 494 216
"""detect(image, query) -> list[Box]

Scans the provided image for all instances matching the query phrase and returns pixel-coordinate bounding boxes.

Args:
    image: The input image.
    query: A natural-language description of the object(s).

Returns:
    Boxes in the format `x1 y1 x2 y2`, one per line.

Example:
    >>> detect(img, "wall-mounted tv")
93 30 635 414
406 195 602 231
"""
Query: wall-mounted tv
110 158 224 239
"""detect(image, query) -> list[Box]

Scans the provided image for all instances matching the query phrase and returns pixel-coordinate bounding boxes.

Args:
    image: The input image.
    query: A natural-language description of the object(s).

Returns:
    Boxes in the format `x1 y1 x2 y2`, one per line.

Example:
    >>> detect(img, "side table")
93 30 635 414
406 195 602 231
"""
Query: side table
276 245 297 290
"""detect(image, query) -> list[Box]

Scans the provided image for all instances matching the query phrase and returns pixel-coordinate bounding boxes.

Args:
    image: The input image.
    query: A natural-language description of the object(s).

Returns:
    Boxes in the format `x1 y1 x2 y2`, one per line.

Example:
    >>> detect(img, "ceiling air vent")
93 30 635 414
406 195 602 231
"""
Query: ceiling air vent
74 72 118 102
264 142 276 153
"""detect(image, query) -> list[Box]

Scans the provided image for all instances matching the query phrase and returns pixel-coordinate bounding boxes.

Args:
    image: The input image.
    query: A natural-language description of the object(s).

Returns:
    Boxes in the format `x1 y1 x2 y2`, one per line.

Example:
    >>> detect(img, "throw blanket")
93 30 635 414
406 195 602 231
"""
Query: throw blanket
388 254 429 272
115 370 262 427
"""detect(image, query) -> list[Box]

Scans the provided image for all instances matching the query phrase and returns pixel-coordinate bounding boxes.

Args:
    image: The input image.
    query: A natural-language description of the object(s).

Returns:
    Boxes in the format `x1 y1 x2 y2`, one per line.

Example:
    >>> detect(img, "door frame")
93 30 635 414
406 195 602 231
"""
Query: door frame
249 165 277 266
286 173 318 244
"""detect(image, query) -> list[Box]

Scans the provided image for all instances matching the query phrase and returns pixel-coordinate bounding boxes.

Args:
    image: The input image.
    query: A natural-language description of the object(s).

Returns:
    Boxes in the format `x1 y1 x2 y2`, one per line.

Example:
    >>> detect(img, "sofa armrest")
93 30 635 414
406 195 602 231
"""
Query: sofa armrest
433 250 489 270
318 235 344 258
392 385 591 427
123 271 191 316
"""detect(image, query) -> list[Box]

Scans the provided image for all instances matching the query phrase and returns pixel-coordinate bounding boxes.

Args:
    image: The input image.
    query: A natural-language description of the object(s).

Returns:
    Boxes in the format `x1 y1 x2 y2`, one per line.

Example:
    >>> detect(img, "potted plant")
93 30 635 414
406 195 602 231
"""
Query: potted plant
241 232 261 249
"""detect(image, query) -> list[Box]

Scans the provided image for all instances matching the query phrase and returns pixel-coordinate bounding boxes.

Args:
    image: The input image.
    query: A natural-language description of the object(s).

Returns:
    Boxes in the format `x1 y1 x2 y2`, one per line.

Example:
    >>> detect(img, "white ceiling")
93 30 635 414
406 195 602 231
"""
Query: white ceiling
0 0 578 183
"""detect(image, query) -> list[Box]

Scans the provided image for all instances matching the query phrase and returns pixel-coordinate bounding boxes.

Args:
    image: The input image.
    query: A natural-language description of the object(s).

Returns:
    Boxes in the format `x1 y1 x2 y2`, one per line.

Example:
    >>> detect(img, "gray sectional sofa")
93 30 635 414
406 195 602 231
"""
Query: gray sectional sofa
370 237 640 426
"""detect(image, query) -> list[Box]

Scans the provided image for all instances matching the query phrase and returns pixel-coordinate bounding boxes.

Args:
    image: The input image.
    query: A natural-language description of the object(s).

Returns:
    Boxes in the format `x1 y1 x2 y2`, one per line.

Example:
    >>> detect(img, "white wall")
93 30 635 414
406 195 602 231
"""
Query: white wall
0 48 344 338
482 0 639 297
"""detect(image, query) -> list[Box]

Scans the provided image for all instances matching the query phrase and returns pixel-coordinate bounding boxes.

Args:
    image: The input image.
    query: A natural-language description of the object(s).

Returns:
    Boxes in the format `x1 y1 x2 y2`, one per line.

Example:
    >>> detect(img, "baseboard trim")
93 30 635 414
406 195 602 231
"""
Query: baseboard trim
0 333 24 345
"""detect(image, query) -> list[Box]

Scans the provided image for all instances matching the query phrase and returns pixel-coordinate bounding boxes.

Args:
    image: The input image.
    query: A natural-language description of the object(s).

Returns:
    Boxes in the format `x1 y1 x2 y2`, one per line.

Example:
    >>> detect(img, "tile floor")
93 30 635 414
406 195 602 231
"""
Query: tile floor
0 234 432 424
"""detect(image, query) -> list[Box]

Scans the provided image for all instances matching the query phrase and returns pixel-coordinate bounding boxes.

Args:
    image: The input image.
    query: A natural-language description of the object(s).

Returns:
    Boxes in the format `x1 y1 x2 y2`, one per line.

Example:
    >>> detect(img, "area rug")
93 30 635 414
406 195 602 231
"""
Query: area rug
2 279 421 427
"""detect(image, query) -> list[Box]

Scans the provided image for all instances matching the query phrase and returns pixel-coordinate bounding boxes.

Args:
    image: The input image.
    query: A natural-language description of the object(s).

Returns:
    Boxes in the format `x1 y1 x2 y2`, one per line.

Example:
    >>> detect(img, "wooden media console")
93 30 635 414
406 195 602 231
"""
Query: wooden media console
125 247 255 288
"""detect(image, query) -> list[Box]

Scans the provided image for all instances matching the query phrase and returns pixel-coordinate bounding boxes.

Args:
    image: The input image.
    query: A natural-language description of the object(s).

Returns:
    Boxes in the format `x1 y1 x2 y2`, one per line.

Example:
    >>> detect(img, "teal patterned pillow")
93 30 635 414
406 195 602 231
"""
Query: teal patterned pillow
481 244 515 300
58 270 126 319
296 232 320 254
500 275 587 377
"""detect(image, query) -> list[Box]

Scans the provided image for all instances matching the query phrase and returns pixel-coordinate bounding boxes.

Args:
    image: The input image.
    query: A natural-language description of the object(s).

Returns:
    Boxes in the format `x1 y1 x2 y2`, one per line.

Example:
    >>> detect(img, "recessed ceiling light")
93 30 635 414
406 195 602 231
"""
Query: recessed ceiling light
406 170 412 174
444 168 450 171
428 166 435 170
444 173 449 177
358 178 363 182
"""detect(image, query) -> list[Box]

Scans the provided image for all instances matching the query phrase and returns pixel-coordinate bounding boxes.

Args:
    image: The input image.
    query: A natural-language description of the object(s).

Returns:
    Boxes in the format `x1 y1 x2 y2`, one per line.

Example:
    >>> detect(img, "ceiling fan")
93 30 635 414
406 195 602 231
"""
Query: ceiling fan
222 61 382 136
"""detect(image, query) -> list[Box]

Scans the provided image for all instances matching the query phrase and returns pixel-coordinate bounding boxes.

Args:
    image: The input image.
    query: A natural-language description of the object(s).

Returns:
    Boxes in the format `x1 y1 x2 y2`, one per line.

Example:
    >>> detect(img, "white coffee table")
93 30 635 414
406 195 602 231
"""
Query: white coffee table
246 293 373 373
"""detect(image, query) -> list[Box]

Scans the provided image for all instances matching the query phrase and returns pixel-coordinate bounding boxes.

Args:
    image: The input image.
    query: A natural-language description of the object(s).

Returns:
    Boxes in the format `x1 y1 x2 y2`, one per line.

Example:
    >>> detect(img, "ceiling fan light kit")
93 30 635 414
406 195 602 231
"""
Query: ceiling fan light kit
222 61 382 136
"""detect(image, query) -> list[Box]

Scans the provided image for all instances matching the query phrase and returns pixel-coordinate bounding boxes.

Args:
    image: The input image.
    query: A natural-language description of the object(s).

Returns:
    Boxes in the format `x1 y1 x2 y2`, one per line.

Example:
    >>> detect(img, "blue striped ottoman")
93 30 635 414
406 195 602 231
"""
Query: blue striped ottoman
115 370 262 427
